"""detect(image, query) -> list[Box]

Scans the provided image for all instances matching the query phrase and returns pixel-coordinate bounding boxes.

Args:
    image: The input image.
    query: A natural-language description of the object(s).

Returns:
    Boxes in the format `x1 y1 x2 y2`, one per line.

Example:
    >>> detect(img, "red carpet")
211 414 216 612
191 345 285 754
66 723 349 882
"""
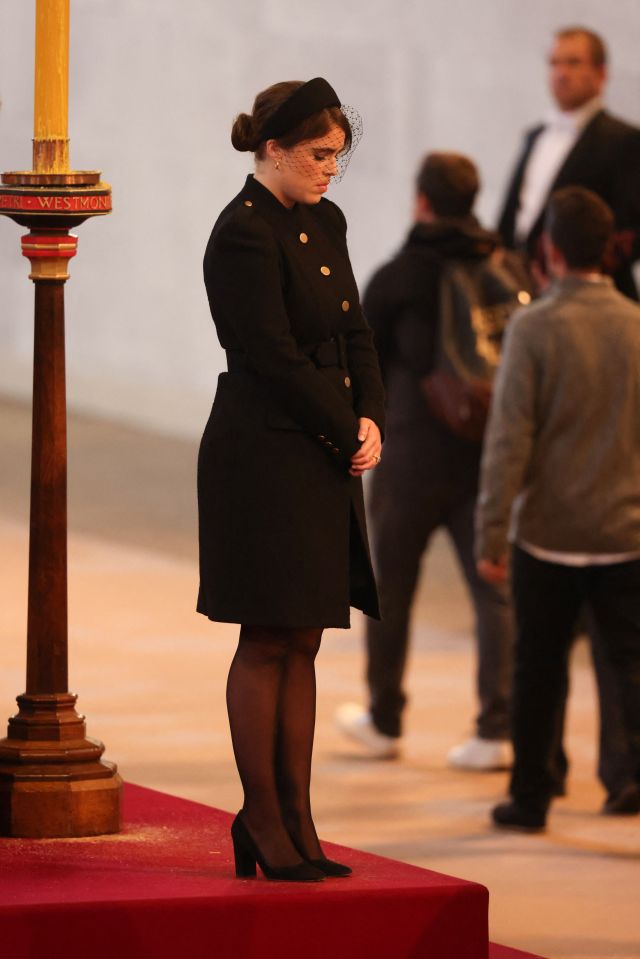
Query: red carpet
0 783 542 958
490 947 545 959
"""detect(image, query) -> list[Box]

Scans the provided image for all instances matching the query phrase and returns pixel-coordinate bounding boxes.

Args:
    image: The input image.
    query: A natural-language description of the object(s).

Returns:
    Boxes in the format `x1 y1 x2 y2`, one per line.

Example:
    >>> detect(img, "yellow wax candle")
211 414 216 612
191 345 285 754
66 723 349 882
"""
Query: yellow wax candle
33 0 70 172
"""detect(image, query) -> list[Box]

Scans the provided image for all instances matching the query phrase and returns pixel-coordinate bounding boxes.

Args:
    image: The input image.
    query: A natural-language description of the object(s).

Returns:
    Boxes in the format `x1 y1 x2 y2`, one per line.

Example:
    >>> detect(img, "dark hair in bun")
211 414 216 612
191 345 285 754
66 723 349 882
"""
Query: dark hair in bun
232 81 303 154
230 112 261 152
231 80 350 159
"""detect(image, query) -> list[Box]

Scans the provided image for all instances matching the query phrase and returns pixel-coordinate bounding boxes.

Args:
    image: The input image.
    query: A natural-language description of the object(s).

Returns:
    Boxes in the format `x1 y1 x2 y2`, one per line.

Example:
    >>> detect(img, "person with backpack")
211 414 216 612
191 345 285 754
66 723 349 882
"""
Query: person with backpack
336 152 530 768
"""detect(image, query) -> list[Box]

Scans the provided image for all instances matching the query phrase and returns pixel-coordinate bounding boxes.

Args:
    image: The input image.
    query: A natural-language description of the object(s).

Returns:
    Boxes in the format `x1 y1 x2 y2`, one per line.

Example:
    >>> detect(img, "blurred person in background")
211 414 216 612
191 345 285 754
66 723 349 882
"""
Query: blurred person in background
499 25 640 811
498 26 640 299
477 187 640 831
337 153 530 770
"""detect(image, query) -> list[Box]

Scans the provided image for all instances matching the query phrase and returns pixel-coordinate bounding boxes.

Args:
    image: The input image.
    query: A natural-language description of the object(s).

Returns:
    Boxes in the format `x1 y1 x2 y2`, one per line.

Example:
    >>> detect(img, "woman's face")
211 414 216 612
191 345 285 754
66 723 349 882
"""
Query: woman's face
275 124 347 205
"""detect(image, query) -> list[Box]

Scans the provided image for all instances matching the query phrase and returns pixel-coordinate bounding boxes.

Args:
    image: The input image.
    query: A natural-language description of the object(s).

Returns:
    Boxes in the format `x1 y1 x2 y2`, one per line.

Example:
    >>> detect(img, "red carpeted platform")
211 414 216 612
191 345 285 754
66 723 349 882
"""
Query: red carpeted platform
0 784 543 959
489 946 546 959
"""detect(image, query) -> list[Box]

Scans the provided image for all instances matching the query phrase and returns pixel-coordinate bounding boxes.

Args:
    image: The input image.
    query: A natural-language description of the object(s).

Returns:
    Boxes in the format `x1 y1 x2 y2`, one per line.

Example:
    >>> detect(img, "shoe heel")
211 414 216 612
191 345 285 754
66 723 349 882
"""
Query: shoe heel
232 835 257 877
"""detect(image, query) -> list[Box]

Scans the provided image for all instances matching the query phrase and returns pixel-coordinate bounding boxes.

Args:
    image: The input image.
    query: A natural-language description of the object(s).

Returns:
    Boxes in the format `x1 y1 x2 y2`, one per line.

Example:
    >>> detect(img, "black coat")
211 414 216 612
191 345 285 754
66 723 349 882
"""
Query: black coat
363 218 499 488
498 109 640 299
197 175 386 628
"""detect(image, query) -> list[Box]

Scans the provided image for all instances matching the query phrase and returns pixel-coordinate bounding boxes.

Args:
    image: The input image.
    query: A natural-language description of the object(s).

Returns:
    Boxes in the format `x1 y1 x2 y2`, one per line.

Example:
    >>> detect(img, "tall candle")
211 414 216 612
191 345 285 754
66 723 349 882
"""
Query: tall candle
33 0 70 172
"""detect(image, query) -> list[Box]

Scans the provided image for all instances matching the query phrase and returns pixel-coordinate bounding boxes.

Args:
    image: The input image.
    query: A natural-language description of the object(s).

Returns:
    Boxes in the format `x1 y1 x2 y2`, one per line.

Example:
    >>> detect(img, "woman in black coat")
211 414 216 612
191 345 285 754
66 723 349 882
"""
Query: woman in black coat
197 78 385 881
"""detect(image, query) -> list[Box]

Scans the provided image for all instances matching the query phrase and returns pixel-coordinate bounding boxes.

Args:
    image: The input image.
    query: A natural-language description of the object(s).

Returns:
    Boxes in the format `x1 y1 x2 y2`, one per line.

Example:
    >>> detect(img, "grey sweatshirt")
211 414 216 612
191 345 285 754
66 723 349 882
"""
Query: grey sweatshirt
476 275 640 560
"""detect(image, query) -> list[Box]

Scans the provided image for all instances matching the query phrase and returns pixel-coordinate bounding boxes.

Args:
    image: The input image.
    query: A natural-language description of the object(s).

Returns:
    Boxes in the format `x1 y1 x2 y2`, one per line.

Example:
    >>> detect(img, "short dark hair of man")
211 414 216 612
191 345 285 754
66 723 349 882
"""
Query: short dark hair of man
555 26 608 67
416 152 480 217
546 186 614 270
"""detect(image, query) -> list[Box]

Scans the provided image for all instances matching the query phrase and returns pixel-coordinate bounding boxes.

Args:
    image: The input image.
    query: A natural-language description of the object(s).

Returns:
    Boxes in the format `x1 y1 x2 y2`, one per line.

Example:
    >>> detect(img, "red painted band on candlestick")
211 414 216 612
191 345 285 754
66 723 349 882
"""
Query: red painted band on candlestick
0 192 111 213
21 234 78 259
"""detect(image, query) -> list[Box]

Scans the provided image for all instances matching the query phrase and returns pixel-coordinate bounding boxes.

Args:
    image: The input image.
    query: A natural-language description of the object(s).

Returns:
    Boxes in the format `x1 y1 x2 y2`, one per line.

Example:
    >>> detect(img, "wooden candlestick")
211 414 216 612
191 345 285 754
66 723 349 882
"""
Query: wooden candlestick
0 3 121 837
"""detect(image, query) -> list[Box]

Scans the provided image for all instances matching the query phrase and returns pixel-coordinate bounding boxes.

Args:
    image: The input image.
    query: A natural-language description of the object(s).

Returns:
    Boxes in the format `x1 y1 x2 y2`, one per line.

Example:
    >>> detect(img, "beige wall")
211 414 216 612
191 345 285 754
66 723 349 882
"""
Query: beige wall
1 0 639 437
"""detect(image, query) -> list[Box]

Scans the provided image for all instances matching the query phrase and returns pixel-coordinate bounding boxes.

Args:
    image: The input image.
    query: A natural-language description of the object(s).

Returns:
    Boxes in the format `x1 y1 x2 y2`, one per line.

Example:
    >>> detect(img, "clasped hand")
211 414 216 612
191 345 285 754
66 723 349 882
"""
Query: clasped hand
349 418 382 477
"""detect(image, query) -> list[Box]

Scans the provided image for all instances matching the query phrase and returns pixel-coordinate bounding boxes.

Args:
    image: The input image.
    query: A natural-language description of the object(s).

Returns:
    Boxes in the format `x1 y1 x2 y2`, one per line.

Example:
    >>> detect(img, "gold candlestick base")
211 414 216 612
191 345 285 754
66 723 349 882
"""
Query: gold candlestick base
3 170 101 187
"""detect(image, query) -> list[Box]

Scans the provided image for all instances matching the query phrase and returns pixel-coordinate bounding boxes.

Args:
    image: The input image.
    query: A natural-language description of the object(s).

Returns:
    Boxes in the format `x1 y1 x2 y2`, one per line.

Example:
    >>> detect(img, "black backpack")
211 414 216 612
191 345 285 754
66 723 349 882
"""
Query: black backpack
422 250 531 442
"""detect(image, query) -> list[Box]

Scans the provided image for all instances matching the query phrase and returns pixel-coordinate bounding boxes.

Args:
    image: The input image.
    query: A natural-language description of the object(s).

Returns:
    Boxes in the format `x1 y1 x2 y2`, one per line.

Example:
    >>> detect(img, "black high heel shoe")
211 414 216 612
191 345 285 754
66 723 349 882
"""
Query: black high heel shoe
231 814 325 882
305 855 352 878
287 833 352 877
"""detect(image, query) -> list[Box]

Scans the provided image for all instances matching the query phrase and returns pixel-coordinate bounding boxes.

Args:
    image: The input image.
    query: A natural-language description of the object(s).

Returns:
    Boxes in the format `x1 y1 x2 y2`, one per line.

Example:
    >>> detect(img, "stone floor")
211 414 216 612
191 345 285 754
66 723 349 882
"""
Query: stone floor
0 397 638 959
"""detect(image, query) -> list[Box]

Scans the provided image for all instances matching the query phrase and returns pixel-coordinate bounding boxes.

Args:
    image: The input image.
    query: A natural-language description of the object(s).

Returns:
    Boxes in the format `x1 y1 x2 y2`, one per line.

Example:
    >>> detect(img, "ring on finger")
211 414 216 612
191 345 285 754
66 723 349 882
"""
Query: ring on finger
373 454 381 464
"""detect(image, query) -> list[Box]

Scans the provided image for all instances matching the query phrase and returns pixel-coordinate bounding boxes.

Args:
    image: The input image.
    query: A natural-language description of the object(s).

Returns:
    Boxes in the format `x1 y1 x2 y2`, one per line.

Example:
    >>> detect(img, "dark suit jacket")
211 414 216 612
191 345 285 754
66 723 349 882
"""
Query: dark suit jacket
197 175 385 628
498 109 640 298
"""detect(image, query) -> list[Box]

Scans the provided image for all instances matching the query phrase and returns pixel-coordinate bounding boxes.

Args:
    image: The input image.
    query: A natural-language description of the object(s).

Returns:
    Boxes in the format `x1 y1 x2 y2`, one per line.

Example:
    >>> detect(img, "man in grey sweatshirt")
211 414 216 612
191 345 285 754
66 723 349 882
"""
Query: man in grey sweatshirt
476 186 640 830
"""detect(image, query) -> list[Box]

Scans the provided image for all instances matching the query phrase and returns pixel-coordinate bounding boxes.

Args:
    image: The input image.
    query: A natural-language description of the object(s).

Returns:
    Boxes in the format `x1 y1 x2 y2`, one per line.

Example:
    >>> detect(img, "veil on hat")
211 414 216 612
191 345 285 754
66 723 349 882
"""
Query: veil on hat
259 78 363 182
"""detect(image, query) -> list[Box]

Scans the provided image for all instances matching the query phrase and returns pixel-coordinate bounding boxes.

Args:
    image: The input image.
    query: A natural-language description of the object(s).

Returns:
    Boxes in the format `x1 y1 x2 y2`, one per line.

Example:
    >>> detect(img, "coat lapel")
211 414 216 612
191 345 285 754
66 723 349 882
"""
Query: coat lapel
499 125 544 242
551 109 606 189
527 109 606 241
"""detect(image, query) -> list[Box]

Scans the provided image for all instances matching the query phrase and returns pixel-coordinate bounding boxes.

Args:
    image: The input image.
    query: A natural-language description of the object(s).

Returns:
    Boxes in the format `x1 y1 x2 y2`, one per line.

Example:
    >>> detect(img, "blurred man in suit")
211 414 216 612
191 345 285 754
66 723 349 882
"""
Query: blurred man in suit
498 26 640 299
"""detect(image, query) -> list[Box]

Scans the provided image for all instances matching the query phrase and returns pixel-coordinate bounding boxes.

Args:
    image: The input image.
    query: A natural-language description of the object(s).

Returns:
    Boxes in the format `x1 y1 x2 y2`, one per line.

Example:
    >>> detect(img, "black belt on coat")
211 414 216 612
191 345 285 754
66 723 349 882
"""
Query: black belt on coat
226 334 346 373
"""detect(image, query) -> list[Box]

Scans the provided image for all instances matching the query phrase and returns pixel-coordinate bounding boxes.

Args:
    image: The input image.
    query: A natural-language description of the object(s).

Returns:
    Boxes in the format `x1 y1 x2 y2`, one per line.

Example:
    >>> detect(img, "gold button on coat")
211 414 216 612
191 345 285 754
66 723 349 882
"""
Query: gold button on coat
320 266 331 276
299 232 308 244
243 200 253 207
344 376 351 388
342 300 350 312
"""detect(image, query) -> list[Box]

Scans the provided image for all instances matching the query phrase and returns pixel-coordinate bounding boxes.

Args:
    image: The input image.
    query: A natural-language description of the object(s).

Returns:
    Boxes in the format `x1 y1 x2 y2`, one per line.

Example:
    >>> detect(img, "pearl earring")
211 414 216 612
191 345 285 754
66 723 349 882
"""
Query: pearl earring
275 160 280 170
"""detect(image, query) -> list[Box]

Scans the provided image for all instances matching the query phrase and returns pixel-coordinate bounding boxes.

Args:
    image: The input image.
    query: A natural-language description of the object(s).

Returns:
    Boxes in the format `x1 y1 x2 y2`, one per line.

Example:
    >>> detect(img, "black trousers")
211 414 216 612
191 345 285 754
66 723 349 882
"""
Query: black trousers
366 445 513 740
510 546 640 811
588 614 637 795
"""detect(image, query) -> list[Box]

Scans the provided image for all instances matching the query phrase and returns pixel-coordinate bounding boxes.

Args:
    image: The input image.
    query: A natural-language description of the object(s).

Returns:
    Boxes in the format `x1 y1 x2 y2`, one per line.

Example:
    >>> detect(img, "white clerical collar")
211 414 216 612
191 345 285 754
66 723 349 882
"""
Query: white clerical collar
545 96 603 132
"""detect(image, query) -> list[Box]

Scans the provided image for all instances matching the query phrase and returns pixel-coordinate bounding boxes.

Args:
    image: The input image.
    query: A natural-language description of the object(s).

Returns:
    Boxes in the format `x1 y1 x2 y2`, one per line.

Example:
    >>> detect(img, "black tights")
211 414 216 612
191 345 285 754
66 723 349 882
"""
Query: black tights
226 624 324 868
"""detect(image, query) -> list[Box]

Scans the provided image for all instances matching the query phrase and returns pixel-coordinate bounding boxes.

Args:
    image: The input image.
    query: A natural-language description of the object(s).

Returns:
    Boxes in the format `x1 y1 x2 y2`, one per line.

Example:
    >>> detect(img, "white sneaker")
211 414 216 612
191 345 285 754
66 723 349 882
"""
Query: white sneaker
335 703 400 759
447 736 512 771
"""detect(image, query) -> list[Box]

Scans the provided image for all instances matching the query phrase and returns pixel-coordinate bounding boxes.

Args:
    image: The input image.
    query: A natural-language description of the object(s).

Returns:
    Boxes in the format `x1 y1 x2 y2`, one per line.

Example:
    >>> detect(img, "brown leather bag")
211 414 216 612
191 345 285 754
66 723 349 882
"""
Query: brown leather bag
421 370 493 444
